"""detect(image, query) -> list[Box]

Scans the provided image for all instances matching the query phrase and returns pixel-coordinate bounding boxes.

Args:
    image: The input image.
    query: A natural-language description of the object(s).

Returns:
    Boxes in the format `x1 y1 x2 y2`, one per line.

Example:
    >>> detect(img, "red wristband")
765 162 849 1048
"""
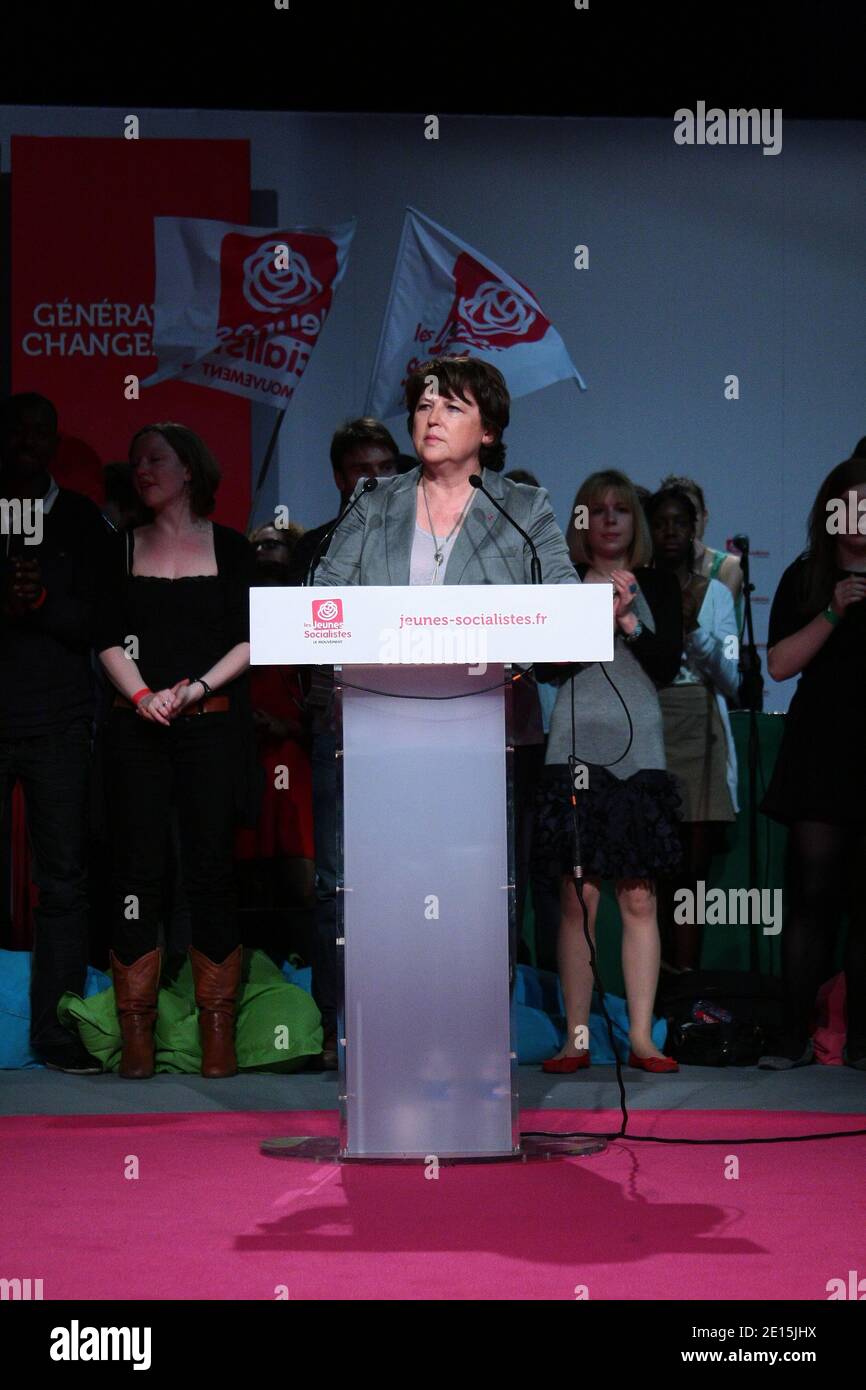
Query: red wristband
131 687 152 706
31 587 48 610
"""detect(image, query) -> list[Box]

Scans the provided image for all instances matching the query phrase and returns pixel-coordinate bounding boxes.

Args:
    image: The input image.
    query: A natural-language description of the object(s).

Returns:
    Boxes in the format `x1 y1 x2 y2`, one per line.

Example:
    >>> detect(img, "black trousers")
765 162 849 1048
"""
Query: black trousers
0 718 91 1053
105 710 238 965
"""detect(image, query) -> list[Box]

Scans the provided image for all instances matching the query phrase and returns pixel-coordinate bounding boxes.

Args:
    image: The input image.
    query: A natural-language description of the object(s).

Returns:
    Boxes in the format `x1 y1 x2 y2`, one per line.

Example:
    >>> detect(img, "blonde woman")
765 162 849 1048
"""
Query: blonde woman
535 470 684 1073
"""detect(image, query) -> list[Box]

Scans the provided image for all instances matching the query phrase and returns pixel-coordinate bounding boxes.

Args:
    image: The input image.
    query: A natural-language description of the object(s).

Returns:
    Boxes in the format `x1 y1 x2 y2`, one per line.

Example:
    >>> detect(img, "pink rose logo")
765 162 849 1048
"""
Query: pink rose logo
243 240 323 314
428 254 550 354
312 598 343 626
455 280 536 345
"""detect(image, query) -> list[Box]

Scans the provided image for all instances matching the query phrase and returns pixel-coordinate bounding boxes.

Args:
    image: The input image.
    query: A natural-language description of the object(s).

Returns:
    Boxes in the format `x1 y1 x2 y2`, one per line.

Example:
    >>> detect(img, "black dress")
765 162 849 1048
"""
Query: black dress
96 523 259 960
98 524 251 692
760 556 866 826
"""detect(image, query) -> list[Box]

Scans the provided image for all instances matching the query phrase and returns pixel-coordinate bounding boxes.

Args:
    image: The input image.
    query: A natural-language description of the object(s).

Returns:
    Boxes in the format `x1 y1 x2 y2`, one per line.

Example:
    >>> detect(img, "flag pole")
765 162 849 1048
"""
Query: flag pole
364 208 413 416
247 405 288 532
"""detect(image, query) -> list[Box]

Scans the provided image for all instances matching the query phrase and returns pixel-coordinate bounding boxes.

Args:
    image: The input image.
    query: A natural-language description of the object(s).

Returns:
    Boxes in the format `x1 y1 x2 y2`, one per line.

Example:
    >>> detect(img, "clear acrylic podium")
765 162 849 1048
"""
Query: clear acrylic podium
252 584 613 1164
336 661 518 1159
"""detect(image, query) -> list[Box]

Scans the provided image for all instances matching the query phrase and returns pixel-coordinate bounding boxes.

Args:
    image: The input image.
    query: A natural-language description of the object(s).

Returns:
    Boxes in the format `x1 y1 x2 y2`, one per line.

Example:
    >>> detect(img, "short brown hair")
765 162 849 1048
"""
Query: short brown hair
405 356 510 472
128 423 221 517
567 469 653 568
329 418 399 475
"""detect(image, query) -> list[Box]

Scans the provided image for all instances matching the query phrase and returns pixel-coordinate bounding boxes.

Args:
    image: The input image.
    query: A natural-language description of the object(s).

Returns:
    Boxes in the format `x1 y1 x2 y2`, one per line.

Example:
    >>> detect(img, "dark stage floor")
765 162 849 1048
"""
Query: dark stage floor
2 1062 863 1117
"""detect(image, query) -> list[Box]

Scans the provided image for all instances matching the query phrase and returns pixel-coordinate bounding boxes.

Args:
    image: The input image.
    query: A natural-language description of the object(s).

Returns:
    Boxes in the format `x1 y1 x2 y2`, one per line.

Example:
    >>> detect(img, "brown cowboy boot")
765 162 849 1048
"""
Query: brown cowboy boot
188 945 242 1078
111 948 162 1079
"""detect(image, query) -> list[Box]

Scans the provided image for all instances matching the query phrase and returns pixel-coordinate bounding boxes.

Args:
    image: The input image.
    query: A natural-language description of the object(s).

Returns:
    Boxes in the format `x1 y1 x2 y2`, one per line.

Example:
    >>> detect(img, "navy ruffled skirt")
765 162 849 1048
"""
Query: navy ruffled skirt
532 764 683 881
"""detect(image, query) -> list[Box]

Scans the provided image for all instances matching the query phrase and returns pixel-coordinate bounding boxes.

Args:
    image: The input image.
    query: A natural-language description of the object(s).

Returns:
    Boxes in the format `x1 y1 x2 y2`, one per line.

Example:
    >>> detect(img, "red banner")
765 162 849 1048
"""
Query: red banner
11 136 251 526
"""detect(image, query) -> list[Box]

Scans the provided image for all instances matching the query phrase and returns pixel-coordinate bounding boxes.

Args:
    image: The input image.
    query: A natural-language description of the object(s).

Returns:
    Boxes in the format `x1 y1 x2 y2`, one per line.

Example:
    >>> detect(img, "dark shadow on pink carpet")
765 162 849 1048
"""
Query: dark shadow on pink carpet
1 1109 863 1299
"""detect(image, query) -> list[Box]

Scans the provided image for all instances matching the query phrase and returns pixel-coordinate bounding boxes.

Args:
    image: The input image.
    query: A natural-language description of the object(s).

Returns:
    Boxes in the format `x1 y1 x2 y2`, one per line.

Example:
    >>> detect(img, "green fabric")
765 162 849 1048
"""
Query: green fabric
704 547 745 632
591 713 790 990
58 949 322 1074
707 548 727 581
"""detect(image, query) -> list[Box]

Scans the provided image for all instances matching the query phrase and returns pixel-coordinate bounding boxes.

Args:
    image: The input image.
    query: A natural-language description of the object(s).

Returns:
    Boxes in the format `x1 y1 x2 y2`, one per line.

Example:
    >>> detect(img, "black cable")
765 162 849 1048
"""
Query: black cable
333 667 530 701
521 1123 866 1145
558 656 636 1135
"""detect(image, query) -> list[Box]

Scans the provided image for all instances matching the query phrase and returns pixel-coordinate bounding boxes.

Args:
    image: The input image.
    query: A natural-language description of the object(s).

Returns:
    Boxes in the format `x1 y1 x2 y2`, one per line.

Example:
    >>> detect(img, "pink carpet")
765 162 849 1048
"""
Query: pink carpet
2 1109 864 1300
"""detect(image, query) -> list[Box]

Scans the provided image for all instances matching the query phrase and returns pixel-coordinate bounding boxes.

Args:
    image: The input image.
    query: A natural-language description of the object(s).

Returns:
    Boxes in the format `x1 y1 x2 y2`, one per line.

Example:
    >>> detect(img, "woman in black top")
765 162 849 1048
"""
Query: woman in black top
96 423 256 1080
759 456 866 1068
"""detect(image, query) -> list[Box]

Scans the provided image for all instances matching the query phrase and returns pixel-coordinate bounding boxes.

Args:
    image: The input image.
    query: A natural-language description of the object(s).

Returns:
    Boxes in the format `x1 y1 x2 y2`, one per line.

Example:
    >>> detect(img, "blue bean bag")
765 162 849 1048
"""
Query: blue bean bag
514 964 667 1063
0 950 110 1069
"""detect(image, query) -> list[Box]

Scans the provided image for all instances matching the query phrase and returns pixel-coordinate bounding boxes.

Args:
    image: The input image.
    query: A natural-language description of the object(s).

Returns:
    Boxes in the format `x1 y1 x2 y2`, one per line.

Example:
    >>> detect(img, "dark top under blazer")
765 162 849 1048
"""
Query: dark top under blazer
314 466 578 587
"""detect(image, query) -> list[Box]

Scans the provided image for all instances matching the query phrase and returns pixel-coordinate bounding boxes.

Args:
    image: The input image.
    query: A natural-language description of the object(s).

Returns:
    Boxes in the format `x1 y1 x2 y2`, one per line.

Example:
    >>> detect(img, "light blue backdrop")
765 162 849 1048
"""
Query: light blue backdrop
2 108 864 710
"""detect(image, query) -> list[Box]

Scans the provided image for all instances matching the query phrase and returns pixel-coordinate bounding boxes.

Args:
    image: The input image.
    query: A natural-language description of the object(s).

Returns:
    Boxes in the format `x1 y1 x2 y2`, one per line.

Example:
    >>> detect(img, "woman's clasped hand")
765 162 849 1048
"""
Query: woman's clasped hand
831 573 866 615
136 678 201 725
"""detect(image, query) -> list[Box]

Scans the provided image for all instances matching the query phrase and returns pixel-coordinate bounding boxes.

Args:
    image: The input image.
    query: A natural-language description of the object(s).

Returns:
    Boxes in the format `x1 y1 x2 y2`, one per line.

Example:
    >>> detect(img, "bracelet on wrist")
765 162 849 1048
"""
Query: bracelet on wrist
821 607 841 627
192 677 212 699
131 687 152 706
622 619 644 644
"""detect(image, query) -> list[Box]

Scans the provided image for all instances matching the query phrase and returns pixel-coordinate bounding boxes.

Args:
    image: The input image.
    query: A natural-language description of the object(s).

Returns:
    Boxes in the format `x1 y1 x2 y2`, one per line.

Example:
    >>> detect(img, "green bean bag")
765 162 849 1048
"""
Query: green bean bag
58 949 322 1073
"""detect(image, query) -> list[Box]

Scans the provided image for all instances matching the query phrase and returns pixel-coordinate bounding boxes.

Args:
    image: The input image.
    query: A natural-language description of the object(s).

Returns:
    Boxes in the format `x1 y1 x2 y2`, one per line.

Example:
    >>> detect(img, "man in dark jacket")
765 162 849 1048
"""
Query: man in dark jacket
0 393 110 1071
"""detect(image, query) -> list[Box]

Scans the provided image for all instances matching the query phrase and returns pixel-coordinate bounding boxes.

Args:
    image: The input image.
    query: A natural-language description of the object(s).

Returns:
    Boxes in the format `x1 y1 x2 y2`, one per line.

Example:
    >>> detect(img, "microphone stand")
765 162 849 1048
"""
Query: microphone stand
468 472 542 1016
305 477 378 586
468 474 543 583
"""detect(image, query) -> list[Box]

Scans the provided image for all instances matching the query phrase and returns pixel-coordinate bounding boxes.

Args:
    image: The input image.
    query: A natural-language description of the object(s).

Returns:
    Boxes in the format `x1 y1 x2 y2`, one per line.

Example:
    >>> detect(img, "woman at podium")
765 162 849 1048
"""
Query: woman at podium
314 356 578 589
312 355 577 1074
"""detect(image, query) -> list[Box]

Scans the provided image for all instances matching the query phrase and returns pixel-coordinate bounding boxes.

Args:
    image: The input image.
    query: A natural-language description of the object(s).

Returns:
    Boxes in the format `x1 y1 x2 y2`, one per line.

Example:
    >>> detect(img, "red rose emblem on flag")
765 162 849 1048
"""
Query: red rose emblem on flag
434 252 551 352
312 598 343 626
243 241 322 313
217 232 340 342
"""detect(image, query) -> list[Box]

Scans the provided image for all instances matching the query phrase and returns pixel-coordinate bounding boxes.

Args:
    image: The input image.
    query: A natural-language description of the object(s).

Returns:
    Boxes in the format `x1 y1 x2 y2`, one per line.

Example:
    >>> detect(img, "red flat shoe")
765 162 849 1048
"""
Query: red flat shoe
542 1053 591 1074
628 1050 679 1073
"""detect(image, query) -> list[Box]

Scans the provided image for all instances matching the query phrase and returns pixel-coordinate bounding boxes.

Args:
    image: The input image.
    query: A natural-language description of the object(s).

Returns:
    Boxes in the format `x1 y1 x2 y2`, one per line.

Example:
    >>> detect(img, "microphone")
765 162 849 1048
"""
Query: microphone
305 477 378 586
468 474 543 584
729 534 750 556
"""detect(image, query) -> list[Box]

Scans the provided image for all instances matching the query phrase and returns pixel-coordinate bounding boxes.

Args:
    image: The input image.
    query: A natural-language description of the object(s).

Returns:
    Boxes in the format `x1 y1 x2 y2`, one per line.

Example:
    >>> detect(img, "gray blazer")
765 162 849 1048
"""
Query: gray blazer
315 466 578 586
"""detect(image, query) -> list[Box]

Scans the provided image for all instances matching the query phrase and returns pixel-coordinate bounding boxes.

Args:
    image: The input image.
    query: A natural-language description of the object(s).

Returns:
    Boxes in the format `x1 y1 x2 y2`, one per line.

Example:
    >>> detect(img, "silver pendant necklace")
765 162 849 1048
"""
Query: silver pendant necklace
420 476 473 583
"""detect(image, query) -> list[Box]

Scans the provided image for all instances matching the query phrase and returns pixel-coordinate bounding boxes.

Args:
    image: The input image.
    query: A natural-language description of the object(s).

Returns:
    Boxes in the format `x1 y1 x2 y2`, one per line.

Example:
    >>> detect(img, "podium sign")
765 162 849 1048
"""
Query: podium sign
250 583 614 666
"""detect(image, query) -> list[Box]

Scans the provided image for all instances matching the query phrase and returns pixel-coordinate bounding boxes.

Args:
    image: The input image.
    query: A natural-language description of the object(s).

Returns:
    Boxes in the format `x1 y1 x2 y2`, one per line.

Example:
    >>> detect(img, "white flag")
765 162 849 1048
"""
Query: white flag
365 207 585 419
144 216 356 407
